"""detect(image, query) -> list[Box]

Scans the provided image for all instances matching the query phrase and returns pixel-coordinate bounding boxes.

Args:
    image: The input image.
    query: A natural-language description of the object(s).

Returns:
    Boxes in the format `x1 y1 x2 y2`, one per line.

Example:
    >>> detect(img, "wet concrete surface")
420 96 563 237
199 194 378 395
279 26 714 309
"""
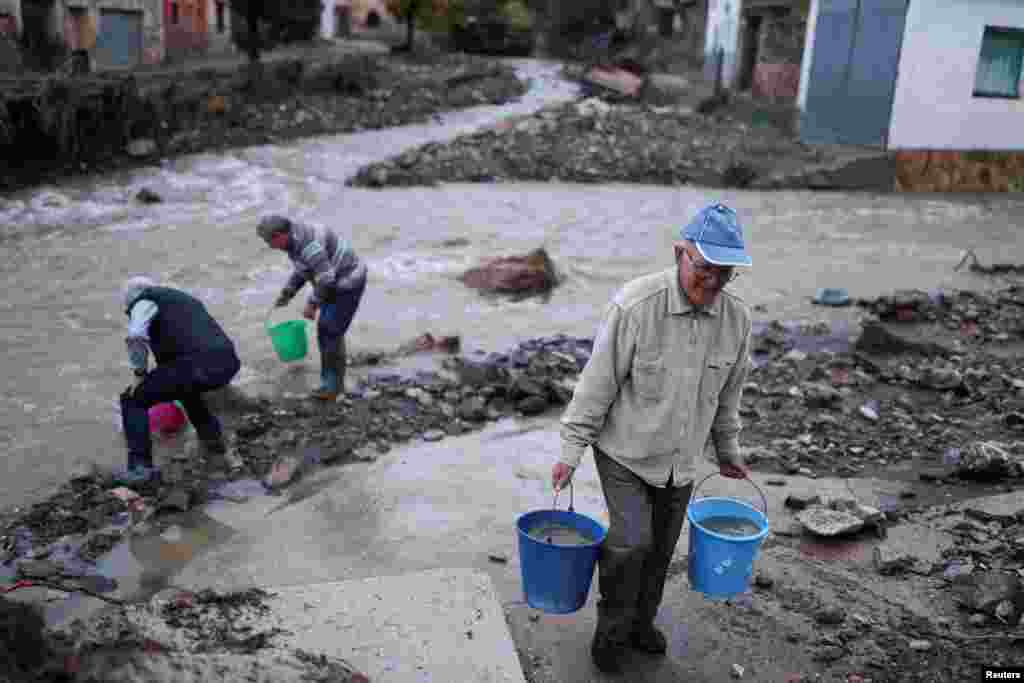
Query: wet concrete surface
46 414 989 682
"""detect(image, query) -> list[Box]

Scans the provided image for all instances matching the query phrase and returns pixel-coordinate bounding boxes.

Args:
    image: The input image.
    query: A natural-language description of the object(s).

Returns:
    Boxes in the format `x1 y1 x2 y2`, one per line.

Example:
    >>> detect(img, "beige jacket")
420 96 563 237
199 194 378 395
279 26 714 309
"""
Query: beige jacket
559 268 752 488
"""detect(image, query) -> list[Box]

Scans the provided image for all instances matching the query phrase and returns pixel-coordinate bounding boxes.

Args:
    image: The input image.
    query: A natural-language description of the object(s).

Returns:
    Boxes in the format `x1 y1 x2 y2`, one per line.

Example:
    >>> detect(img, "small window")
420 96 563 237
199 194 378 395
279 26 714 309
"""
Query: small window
216 1 225 33
171 1 179 24
973 26 1024 98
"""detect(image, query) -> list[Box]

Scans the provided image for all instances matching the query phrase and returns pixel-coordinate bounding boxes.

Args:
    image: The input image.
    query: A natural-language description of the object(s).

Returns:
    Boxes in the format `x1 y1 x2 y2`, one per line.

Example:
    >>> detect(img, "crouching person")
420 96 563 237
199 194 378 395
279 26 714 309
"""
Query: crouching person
119 276 241 482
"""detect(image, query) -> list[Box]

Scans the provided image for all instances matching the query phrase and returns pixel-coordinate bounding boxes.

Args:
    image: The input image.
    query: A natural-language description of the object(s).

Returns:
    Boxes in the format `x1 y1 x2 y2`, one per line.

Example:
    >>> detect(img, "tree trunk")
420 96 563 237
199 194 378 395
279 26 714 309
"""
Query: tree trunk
246 1 261 64
402 0 420 51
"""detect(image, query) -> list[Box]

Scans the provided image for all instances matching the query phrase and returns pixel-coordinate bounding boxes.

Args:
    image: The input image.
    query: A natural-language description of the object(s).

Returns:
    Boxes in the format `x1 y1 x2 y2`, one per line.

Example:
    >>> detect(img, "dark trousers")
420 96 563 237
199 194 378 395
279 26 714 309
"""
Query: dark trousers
317 279 366 351
121 348 241 468
593 447 693 642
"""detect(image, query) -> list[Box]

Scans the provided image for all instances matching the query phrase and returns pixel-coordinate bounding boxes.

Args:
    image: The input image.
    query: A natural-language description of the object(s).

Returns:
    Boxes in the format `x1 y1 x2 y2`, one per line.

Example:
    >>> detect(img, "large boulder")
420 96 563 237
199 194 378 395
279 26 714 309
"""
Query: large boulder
459 248 559 295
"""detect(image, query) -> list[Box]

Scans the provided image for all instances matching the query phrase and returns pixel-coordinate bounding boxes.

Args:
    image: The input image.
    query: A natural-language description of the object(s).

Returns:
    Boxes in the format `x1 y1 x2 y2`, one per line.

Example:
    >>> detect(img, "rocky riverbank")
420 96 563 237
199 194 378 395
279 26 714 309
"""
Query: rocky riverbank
0 51 526 196
346 71 890 191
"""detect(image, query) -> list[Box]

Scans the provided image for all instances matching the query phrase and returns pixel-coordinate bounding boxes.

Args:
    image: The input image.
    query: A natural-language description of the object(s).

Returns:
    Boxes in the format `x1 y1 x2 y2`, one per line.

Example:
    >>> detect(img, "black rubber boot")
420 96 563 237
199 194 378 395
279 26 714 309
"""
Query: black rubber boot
591 631 626 675
628 623 668 655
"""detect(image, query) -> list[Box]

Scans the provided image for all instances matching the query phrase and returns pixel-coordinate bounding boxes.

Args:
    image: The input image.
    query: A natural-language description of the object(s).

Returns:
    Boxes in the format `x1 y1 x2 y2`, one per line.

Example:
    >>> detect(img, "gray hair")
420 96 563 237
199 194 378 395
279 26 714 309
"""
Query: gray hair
257 214 292 243
122 275 156 310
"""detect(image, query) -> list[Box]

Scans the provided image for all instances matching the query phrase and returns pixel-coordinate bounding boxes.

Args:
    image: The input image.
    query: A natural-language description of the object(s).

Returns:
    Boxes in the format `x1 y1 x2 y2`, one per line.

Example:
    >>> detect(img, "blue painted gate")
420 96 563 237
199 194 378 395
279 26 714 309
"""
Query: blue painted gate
95 10 143 69
800 0 908 148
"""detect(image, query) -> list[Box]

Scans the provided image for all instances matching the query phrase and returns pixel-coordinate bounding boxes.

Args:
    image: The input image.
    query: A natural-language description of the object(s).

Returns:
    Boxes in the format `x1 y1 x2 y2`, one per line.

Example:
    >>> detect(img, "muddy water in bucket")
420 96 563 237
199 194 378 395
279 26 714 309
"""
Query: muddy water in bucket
699 515 763 538
527 522 595 546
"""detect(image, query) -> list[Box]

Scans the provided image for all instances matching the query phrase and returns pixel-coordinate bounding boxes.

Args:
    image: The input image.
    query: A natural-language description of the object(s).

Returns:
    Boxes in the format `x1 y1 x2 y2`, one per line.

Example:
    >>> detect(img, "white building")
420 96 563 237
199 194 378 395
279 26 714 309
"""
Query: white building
704 0 742 87
798 0 1024 150
888 0 1024 150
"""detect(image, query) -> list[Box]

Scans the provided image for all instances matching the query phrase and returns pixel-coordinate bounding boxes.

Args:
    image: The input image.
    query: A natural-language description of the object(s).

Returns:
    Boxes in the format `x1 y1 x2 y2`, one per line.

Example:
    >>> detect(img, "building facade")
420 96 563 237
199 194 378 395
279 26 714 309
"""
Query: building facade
703 0 741 87
888 0 1024 150
799 0 1024 151
735 0 808 100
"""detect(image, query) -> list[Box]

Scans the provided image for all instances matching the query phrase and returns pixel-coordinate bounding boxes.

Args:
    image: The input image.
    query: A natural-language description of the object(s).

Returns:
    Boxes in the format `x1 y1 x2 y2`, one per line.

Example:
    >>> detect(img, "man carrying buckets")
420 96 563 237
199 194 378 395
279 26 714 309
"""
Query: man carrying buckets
120 276 241 483
257 215 368 402
552 203 754 674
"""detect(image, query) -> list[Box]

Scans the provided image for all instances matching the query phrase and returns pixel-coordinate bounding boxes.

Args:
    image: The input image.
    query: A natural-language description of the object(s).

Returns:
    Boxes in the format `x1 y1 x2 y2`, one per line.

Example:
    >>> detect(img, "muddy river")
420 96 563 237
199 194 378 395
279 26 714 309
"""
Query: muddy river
1 59 1023 512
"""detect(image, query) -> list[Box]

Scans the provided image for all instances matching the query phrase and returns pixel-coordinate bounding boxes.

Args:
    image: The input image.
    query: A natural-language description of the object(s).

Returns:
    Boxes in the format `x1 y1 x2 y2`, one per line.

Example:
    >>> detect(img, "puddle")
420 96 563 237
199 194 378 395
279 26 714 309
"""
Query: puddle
2 505 241 627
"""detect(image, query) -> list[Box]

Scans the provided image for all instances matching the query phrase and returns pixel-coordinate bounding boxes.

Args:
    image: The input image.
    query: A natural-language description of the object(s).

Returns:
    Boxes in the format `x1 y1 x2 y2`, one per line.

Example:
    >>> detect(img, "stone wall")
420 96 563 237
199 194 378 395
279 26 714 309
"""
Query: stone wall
749 6 806 101
895 151 1024 193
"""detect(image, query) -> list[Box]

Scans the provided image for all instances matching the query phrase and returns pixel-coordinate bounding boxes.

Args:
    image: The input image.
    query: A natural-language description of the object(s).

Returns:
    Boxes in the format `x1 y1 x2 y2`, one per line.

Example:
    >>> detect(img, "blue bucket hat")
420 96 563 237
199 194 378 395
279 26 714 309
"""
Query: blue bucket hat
680 203 752 267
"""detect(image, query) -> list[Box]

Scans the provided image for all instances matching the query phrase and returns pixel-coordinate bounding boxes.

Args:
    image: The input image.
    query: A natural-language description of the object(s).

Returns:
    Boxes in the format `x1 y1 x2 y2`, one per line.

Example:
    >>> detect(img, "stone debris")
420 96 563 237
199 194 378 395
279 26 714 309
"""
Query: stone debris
956 441 1023 480
347 91 843 190
459 247 559 295
796 498 884 538
2 281 1023 683
952 571 1022 616
797 506 865 537
135 187 163 204
873 546 916 576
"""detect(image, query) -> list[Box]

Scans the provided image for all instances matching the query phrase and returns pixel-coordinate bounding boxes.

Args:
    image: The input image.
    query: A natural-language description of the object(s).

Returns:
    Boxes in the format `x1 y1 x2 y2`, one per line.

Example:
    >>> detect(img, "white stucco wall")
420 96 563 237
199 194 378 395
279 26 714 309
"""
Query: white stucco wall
703 0 741 87
796 0 820 111
888 0 1024 150
320 0 336 39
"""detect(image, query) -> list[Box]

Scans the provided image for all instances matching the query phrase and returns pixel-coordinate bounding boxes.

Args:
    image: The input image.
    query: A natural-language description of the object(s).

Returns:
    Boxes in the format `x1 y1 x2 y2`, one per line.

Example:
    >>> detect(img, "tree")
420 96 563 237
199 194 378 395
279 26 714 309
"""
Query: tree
385 0 453 51
231 0 322 65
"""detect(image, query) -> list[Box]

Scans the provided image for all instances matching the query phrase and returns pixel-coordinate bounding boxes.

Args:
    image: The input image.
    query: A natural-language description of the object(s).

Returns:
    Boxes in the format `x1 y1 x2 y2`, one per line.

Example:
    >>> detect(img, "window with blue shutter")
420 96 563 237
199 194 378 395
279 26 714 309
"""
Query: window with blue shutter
974 26 1024 98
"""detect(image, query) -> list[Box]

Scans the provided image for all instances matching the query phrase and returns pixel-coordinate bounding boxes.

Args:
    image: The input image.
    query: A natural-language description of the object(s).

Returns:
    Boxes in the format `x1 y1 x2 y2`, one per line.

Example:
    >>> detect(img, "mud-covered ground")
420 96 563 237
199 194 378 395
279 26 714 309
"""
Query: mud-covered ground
1 587 369 682
3 283 1023 682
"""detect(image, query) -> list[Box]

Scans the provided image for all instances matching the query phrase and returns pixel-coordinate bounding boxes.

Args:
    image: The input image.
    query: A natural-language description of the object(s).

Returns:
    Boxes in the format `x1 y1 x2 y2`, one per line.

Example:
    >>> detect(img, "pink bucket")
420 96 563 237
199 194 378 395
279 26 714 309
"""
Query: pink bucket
148 402 187 434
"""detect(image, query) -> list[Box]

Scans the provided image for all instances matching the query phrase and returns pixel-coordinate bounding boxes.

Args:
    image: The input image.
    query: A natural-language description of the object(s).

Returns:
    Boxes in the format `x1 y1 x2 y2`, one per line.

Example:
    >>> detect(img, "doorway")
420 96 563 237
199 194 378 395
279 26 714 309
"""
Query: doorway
738 13 762 91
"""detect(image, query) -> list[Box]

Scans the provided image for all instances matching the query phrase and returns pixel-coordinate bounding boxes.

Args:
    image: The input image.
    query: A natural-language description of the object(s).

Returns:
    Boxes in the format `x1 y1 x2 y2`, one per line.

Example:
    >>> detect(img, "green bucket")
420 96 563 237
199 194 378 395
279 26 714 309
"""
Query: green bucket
266 319 308 362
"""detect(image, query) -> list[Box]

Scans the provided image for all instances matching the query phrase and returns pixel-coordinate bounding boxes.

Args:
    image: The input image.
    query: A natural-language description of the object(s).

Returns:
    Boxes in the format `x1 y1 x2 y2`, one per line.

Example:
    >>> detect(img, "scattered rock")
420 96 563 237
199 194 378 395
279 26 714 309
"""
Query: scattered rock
797 506 863 537
957 442 1022 480
815 606 846 626
517 395 550 415
908 639 932 651
135 188 163 204
730 663 745 679
126 139 157 158
422 429 445 442
16 559 62 578
952 571 1022 614
157 488 192 514
873 546 916 575
784 493 821 511
264 454 303 490
459 248 559 295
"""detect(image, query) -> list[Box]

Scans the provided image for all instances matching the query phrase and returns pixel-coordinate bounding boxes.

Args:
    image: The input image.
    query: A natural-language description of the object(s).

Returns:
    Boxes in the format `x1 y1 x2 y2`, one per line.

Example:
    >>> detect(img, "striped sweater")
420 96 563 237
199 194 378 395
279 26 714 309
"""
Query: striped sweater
280 220 367 307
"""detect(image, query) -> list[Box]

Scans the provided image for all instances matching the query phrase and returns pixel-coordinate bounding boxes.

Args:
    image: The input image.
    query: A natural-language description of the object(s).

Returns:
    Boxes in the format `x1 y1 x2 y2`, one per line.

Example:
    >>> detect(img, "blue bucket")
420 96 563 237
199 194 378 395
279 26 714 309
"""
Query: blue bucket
686 474 769 599
516 484 607 614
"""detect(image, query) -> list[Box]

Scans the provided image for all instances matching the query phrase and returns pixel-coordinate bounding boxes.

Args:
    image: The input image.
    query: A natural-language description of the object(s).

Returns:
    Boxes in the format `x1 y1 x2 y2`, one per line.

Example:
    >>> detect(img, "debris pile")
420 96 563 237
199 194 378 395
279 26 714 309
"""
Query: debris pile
347 96 827 189
0 588 369 682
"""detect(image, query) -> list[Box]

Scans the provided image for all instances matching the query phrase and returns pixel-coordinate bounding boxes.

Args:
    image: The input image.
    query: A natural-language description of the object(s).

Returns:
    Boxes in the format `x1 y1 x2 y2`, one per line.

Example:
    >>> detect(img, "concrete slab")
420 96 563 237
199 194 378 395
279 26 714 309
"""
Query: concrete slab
265 568 526 683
